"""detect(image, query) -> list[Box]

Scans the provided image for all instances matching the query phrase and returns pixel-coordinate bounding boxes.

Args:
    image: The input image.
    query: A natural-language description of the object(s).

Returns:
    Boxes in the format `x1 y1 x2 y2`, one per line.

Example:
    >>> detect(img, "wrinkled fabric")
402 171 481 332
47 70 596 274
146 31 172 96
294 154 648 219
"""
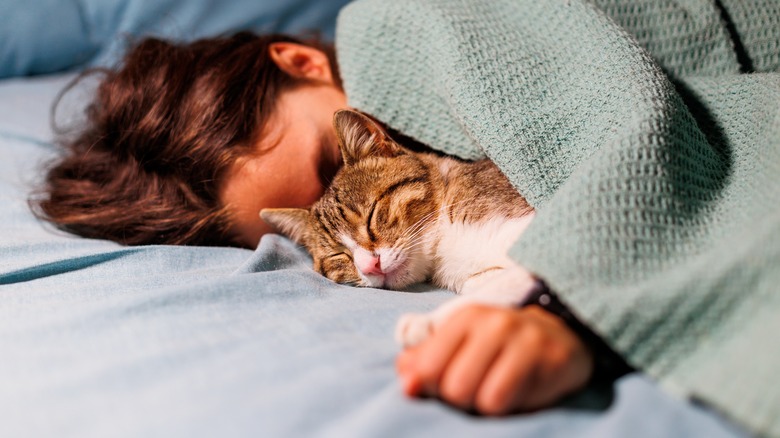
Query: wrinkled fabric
0 73 749 437
337 0 780 435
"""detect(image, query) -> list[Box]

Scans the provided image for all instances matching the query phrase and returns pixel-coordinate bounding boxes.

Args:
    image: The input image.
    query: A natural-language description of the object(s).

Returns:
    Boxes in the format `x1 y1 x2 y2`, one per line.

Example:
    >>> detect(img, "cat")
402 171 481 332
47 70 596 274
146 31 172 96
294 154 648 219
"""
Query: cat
260 109 542 346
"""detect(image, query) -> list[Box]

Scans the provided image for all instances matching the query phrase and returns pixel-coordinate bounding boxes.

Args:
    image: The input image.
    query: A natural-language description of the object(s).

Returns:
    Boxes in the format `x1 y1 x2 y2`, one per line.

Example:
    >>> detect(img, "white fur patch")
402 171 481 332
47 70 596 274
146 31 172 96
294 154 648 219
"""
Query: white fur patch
433 213 535 293
396 212 541 347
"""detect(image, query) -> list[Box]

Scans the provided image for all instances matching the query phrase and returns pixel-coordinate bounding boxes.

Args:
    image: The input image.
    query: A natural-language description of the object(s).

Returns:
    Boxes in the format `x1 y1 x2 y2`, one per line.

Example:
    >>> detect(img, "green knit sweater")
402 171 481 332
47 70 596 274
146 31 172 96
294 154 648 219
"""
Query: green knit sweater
336 0 780 436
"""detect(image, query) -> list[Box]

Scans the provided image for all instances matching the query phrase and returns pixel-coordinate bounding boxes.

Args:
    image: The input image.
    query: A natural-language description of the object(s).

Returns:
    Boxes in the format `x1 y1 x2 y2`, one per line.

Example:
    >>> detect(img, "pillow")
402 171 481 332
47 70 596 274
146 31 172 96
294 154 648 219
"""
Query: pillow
0 1 97 78
0 0 352 78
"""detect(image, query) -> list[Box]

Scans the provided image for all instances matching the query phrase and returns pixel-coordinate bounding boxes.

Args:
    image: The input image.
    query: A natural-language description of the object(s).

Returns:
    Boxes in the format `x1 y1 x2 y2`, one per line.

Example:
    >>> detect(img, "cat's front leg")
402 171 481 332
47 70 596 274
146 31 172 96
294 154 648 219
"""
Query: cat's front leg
395 263 542 347
395 313 436 347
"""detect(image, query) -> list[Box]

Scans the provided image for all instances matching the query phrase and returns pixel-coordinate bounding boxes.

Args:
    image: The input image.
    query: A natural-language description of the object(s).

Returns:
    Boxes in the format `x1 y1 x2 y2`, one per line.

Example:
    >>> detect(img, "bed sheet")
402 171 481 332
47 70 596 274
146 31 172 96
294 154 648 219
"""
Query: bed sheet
0 74 749 437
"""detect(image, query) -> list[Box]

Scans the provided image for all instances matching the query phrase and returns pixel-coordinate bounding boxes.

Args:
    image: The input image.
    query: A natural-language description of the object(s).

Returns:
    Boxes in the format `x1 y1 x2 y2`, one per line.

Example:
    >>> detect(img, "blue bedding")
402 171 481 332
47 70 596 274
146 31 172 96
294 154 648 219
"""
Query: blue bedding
0 68 749 438
1 0 351 78
0 4 750 438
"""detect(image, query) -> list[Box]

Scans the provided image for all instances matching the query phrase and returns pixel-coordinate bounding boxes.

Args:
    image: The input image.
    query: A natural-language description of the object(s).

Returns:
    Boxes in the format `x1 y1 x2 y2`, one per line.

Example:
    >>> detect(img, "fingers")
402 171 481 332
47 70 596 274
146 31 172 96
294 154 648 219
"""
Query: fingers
436 318 506 409
396 309 472 397
396 304 595 416
474 324 543 414
397 305 519 410
475 307 594 414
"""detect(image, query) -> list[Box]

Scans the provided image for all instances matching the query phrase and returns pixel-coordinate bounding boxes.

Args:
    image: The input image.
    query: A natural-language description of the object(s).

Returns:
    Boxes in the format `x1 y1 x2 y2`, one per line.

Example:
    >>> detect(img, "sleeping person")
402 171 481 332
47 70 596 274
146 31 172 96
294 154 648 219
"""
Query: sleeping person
31 0 780 435
34 29 604 417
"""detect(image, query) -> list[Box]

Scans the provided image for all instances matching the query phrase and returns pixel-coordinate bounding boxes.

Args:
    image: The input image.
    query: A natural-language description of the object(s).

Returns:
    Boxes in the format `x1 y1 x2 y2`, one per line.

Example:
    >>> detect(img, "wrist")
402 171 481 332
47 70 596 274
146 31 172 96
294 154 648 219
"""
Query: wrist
520 283 633 382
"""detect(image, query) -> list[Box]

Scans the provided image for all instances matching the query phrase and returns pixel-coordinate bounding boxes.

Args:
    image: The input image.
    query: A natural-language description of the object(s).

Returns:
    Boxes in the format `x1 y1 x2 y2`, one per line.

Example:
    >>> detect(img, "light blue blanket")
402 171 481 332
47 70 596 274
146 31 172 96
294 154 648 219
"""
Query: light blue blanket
0 73 748 436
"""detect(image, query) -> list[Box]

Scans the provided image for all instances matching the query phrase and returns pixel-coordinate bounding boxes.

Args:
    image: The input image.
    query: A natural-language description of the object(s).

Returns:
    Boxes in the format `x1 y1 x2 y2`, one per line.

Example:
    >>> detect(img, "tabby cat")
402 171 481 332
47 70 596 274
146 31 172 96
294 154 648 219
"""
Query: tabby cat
261 110 541 346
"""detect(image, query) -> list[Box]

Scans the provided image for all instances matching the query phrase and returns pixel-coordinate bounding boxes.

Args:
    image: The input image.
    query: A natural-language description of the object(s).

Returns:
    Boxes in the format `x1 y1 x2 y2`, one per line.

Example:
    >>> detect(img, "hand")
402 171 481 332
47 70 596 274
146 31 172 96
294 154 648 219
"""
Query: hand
396 304 594 415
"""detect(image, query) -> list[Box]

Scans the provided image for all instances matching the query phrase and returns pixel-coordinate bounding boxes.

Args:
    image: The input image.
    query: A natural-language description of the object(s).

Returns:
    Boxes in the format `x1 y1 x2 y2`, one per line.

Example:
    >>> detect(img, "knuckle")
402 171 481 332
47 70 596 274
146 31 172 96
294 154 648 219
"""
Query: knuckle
548 344 573 369
452 303 483 322
439 375 472 408
522 323 548 349
414 360 441 383
475 388 510 416
485 310 517 334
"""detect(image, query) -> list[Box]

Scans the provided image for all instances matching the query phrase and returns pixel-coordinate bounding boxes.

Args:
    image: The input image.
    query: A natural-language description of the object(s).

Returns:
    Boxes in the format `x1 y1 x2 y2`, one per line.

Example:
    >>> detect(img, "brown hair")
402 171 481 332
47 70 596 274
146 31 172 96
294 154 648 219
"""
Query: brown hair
32 32 339 247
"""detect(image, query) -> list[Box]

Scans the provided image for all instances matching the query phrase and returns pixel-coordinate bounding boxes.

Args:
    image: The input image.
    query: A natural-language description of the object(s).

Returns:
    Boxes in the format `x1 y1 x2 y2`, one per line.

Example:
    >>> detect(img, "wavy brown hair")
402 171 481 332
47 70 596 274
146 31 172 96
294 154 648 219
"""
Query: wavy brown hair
31 32 338 247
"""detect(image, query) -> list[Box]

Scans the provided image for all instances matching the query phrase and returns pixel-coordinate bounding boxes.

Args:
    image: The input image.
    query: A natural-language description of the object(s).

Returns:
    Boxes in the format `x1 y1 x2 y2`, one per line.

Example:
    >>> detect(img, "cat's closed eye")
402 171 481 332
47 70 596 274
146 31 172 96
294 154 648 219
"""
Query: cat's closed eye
326 250 352 261
365 201 388 239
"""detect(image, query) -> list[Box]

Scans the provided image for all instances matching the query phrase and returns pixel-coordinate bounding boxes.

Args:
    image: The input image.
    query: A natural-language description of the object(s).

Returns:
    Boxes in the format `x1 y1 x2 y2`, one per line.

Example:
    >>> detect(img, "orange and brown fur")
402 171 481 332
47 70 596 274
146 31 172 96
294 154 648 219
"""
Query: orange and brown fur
261 110 541 346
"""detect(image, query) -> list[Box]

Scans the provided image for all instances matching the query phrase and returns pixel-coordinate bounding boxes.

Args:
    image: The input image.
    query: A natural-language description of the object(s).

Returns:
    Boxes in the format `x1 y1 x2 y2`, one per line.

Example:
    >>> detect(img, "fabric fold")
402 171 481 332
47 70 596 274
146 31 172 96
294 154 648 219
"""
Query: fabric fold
337 0 780 435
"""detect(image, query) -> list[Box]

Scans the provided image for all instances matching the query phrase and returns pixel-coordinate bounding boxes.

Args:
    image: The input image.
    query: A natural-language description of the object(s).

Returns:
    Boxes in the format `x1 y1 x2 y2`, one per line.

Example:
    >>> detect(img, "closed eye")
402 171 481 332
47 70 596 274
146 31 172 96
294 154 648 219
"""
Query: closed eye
325 251 351 261
366 176 428 241
366 201 379 242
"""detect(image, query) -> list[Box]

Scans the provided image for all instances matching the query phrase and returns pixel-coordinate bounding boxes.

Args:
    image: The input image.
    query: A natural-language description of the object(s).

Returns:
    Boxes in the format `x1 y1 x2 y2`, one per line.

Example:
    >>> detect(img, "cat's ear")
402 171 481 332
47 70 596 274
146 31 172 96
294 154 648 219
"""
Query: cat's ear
259 208 311 245
333 109 404 166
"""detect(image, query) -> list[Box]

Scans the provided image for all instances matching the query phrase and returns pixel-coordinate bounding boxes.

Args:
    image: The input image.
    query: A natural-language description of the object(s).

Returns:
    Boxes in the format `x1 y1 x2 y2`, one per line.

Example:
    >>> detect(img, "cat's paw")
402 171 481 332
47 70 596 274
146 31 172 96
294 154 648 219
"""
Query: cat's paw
395 313 433 347
316 254 364 286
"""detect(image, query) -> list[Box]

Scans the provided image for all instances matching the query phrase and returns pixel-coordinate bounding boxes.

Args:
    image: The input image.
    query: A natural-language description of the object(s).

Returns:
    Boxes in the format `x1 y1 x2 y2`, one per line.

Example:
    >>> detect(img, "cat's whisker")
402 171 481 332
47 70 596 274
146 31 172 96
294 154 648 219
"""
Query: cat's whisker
396 241 428 255
394 198 484 255
403 222 435 244
401 208 440 239
396 216 437 250
401 209 443 241
406 210 436 232
405 200 474 237
400 235 429 252
437 198 475 215
397 230 436 252
402 222 433 245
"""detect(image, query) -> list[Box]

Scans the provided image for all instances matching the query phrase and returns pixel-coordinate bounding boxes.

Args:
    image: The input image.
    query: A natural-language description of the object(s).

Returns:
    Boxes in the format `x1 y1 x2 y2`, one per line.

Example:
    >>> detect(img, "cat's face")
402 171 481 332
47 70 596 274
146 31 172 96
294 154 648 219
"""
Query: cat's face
261 110 440 289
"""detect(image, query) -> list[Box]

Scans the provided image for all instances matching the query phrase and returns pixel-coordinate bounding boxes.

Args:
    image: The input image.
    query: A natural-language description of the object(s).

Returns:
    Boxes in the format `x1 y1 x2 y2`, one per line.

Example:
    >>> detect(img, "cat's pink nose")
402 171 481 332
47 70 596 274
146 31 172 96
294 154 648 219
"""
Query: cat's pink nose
356 255 383 276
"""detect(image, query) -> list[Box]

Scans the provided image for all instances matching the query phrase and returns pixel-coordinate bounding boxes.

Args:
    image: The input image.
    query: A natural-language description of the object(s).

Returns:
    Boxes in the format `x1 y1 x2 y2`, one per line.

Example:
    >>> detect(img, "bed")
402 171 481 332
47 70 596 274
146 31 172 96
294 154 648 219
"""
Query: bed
0 1 752 437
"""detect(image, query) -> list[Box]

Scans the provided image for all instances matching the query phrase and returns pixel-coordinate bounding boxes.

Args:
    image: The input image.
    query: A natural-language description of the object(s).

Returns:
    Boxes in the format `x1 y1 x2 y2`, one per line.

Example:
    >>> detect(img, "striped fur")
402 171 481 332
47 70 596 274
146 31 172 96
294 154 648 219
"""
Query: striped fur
261 110 540 345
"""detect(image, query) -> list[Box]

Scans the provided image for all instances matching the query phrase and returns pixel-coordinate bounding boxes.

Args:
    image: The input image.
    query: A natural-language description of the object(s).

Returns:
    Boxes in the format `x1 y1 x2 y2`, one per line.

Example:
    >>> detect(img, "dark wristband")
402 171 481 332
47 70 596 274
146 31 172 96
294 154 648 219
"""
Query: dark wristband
520 283 633 382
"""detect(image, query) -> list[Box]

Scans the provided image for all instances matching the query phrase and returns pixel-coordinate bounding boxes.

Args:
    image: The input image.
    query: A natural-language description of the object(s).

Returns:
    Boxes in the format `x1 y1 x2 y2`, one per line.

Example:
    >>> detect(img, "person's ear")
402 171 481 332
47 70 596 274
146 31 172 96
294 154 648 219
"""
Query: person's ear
268 42 335 84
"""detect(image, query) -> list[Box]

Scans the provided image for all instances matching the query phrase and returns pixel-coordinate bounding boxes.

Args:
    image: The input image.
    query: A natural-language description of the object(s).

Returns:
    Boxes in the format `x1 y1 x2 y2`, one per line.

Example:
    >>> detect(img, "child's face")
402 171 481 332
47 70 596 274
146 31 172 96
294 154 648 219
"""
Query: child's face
219 82 347 248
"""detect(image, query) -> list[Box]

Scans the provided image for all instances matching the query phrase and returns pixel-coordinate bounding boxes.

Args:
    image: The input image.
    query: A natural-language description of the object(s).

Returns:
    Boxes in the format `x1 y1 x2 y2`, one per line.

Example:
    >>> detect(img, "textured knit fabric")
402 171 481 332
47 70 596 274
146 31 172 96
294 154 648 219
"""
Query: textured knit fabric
336 1 780 436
